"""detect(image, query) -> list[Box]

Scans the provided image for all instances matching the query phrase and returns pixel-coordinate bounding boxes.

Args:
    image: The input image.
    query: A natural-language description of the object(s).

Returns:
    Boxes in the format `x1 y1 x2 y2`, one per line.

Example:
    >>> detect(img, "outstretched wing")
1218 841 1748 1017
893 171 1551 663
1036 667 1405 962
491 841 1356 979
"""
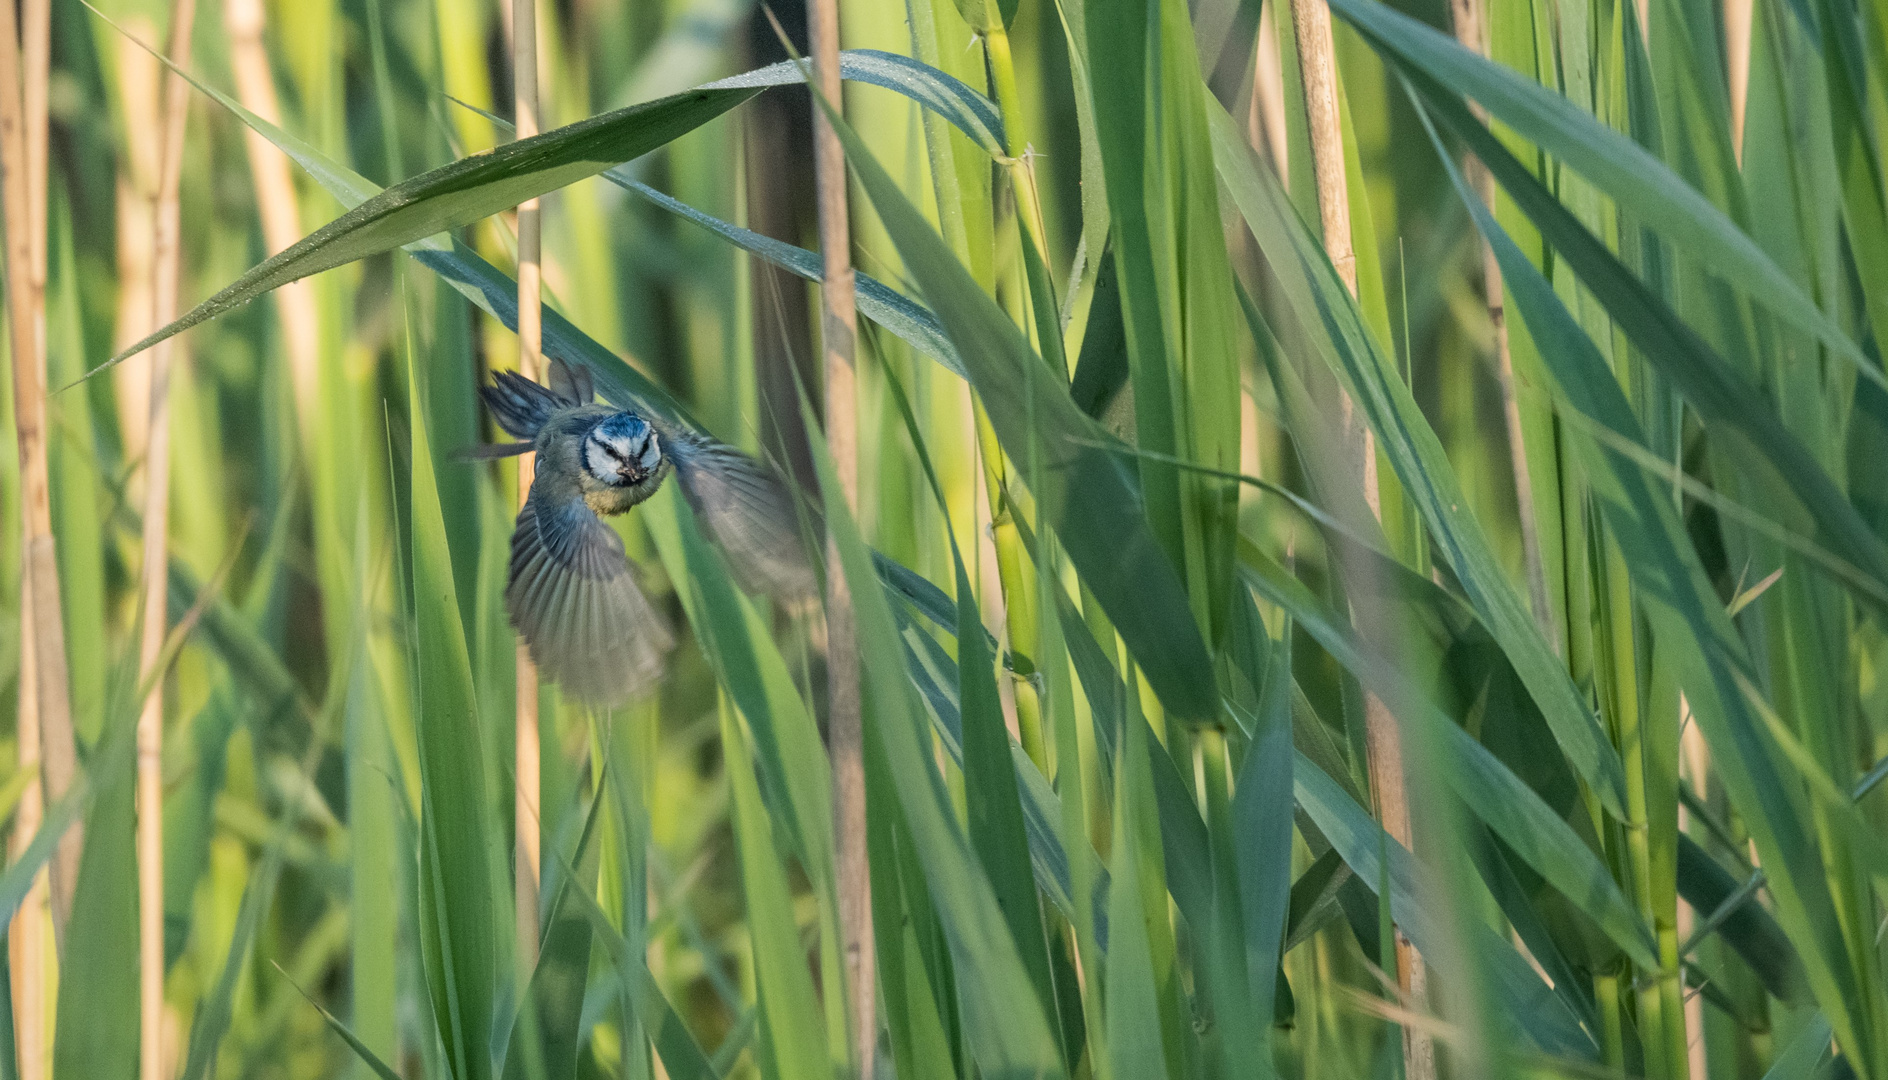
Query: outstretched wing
666 430 818 600
507 490 673 706
482 369 564 440
546 357 594 406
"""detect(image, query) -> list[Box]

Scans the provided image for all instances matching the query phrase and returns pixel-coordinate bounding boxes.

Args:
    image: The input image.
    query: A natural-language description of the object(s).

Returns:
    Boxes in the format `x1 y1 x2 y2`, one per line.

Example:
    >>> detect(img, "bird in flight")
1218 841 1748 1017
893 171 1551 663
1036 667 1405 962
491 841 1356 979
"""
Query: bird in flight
471 357 813 706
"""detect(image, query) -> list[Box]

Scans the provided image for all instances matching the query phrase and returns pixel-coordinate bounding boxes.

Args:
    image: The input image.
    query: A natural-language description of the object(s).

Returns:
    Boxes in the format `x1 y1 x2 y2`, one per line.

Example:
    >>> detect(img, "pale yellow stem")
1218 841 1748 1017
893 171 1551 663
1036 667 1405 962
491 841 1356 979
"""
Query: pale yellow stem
1724 0 1752 164
0 0 79 949
112 26 161 474
137 2 198 1077
806 0 874 1073
10 0 52 1070
1286 1 1429 1074
224 0 322 439
9 571 46 1080
513 0 544 973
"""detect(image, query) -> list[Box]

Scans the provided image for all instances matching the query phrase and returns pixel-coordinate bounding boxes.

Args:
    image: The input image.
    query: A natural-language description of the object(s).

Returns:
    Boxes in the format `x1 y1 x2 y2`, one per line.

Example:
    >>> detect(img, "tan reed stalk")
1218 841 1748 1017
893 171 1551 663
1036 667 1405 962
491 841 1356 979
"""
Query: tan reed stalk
0 0 79 947
806 0 874 1073
9 0 51 1069
111 26 161 473
24 0 45 304
8 570 46 1080
512 0 544 972
224 0 322 440
1285 2 1432 1076
1448 0 1557 655
135 1 198 1076
1724 0 1752 164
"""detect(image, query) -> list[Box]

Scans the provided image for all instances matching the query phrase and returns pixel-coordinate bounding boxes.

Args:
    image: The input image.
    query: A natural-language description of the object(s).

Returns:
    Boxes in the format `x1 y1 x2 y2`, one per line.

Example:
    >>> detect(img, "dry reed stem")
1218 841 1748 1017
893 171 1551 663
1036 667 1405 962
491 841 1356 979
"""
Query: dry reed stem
0 0 79 949
9 570 46 1080
512 0 544 972
1447 0 1558 656
10 0 51 1068
1286 2 1430 1076
136 2 198 1076
24 0 45 301
806 0 874 1073
224 0 322 439
112 27 161 472
1724 0 1752 163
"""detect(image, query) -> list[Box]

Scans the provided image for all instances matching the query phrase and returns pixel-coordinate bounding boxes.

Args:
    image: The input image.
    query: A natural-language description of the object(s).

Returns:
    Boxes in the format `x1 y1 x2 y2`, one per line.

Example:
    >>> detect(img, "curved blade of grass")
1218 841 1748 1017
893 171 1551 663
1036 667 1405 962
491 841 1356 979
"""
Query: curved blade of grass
408 321 502 1080
615 177 961 375
1402 70 1888 605
701 48 1004 153
51 701 137 1080
1762 1014 1835 1080
803 396 1065 1075
278 965 406 1080
1104 709 1183 1080
827 74 1218 721
178 628 360 1080
100 82 764 373
1207 102 1630 816
642 489 833 886
1322 0 1881 392
545 840 719 1080
720 700 832 1080
94 12 990 386
1228 589 1294 1026
1675 836 1805 1003
459 98 966 379
501 763 609 1080
1237 556 1658 970
870 333 1070 1000
1409 90 1878 1060
894 576 1080 922
1292 751 1598 1058
178 848 287 1080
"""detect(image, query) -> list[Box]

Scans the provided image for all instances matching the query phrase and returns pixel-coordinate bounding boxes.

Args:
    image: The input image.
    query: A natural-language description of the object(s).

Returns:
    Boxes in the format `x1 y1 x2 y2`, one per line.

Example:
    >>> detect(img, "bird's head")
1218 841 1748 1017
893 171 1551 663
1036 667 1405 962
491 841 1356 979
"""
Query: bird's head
582 412 663 488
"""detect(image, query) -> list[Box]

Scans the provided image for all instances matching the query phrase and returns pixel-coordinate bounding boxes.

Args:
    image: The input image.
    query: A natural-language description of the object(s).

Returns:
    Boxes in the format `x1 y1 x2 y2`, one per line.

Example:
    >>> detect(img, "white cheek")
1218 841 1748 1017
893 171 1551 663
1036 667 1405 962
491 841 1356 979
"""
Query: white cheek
639 441 661 472
584 442 613 478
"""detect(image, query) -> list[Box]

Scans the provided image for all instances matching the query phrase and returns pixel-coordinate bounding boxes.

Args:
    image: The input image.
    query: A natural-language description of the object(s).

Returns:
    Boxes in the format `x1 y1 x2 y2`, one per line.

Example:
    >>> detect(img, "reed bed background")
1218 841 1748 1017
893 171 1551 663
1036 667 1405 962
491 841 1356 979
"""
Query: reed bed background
1 0 1885 1076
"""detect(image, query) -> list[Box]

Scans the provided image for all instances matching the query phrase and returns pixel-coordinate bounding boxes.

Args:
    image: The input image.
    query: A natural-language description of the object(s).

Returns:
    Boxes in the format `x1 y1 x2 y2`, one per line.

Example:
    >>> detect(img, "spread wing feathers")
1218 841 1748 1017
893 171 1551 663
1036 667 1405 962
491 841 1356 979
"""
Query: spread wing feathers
545 358 594 407
454 441 534 461
507 491 673 706
666 430 818 599
481 369 565 440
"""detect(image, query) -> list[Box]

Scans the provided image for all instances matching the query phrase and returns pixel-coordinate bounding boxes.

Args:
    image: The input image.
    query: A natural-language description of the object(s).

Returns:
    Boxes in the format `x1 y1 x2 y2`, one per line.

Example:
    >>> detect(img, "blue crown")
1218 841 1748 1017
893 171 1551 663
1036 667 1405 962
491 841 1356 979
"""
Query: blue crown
592 412 652 443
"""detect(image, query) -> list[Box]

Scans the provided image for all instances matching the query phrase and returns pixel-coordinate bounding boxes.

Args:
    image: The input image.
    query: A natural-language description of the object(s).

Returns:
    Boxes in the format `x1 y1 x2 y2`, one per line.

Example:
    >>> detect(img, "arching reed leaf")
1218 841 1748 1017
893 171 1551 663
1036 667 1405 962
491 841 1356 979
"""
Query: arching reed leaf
100 81 764 372
1237 555 1657 970
720 701 831 1080
459 99 967 378
1323 0 1881 390
701 49 1004 153
1292 752 1598 1058
1410 91 1879 1063
1401 70 1888 605
407 323 503 1080
1208 102 1630 817
827 70 1219 721
89 18 997 380
803 397 1066 1075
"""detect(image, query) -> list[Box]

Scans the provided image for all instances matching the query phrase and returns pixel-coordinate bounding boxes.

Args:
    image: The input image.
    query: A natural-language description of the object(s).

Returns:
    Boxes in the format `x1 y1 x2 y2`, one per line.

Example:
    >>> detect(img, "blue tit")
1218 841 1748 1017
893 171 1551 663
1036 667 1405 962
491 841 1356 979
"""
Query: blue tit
471 358 814 707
